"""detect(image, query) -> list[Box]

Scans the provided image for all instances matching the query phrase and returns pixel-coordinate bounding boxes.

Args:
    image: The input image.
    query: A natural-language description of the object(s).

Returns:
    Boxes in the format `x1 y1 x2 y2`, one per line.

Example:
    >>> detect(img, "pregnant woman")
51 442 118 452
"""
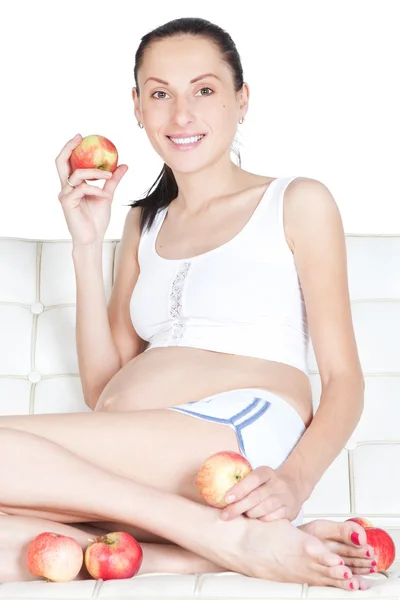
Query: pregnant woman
0 17 375 589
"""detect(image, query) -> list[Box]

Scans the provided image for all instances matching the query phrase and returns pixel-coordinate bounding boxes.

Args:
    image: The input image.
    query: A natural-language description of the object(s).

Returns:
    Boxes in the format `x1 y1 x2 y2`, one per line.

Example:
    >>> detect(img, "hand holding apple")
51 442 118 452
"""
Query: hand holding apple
56 133 128 247
26 532 84 582
196 450 252 508
84 531 143 580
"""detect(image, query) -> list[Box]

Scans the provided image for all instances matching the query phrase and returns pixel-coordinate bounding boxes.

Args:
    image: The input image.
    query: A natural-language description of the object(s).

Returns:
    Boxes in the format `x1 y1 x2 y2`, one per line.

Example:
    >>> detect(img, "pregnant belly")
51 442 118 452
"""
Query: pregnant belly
97 347 313 427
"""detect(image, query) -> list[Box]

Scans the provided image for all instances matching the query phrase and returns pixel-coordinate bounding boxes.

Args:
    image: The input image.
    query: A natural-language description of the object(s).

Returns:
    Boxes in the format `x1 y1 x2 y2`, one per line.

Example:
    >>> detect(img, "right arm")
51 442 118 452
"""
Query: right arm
73 206 145 410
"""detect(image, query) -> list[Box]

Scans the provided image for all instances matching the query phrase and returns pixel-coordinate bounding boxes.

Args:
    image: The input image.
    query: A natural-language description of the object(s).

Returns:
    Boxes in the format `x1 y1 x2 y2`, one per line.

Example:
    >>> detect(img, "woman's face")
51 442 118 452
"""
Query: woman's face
132 36 248 171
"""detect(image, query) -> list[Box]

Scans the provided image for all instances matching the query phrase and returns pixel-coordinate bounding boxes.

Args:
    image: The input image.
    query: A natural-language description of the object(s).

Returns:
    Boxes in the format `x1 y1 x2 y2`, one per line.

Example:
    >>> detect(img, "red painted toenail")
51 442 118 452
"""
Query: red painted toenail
351 532 361 545
350 582 355 589
344 571 349 578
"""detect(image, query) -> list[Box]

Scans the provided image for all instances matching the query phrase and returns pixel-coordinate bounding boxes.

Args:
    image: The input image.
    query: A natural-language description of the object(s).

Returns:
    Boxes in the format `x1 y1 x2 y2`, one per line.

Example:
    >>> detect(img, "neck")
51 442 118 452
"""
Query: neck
171 156 244 215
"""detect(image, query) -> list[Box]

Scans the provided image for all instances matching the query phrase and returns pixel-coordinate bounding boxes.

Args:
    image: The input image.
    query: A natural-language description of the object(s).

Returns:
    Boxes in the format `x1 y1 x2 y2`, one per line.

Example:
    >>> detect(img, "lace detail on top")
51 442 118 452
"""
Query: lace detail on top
170 261 191 340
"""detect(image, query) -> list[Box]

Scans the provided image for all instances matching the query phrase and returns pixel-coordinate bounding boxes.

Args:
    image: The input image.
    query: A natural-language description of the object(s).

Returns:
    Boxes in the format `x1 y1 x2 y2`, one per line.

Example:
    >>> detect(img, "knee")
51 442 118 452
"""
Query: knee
96 399 113 412
95 396 126 412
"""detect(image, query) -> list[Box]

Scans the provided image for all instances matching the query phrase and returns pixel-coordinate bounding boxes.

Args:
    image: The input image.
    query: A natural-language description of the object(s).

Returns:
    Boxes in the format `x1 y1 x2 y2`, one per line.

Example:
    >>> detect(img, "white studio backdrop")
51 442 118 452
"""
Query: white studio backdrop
0 0 399 240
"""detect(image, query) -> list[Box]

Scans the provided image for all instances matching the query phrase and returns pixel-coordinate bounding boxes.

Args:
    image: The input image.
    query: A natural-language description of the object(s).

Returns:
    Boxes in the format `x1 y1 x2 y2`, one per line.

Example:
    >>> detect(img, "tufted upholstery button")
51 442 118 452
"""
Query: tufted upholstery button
30 301 44 314
28 370 42 383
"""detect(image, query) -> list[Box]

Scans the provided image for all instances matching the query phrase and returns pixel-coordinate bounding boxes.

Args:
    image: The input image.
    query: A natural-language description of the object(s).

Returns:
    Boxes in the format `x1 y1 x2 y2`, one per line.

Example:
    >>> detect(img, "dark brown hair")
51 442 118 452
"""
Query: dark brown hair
127 17 244 234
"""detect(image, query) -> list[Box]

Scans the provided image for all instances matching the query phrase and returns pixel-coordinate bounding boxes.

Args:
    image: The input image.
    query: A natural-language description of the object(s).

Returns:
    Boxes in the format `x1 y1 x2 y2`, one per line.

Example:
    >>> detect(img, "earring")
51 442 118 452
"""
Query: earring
137 122 144 129
239 117 245 124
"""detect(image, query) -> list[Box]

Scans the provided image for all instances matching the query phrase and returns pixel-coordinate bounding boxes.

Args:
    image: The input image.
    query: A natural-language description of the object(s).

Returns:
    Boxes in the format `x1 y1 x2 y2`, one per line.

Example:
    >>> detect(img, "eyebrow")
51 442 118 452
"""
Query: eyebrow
144 73 221 86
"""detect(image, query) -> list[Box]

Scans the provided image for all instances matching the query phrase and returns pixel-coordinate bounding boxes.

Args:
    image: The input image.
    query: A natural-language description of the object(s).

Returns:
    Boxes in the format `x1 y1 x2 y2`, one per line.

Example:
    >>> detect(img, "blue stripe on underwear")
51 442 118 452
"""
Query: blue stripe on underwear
237 398 271 428
170 397 272 461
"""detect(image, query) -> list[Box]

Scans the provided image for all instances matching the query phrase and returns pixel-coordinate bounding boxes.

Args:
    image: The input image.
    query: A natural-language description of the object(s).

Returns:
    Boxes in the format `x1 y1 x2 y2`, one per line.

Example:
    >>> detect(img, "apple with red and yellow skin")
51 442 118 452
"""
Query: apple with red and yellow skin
196 450 253 509
26 532 84 582
70 135 118 180
84 531 143 580
363 528 396 572
346 517 374 528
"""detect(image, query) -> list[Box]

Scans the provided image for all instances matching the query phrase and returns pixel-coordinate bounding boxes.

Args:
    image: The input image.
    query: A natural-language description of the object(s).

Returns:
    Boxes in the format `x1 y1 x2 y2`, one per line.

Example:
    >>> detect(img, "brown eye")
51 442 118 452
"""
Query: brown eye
151 87 214 100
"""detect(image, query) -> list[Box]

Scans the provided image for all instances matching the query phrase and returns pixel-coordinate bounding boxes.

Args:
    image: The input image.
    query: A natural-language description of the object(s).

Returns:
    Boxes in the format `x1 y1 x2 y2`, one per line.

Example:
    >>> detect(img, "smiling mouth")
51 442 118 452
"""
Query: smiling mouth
166 134 206 144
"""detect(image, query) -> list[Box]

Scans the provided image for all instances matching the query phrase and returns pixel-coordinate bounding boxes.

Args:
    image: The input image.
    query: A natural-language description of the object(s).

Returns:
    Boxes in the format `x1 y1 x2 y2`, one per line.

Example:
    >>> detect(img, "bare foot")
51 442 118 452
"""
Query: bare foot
216 517 369 591
300 519 379 576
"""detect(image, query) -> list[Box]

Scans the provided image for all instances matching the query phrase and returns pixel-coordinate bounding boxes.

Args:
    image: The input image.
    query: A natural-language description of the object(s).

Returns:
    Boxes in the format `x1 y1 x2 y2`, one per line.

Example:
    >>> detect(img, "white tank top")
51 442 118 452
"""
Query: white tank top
130 176 310 373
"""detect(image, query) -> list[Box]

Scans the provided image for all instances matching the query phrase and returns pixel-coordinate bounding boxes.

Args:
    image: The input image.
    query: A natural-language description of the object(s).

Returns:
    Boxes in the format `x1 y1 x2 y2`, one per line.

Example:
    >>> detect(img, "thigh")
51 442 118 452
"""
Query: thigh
0 407 241 505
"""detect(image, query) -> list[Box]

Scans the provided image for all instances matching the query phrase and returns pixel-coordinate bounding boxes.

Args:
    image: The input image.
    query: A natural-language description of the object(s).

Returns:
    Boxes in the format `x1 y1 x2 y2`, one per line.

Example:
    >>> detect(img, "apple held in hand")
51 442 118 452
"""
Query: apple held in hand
346 517 374 528
196 450 252 509
84 531 143 580
364 528 396 572
70 134 118 179
26 532 84 582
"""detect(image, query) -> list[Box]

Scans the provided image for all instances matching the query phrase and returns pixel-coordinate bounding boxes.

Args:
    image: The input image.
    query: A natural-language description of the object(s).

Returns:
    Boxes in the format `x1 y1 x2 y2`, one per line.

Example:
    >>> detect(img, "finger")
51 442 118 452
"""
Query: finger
55 134 83 187
102 164 129 195
222 488 267 520
258 506 289 522
224 466 274 505
245 496 283 519
59 183 111 207
66 168 114 190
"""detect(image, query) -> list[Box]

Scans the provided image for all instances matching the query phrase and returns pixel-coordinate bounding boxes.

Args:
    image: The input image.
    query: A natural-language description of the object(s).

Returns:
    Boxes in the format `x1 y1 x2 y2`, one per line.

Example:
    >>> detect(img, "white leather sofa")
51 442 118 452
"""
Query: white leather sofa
0 234 399 599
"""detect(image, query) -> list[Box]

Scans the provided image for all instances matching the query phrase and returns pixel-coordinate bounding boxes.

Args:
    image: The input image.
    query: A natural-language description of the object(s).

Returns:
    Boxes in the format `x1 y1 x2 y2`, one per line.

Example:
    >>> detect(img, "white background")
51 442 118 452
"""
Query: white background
1 0 399 240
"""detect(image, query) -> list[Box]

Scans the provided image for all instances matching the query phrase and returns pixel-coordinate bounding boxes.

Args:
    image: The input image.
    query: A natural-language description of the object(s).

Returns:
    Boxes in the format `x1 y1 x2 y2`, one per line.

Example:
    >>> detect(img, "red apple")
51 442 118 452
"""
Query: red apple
364 527 396 572
84 531 143 580
346 517 374 528
196 450 253 508
70 134 118 179
26 532 84 582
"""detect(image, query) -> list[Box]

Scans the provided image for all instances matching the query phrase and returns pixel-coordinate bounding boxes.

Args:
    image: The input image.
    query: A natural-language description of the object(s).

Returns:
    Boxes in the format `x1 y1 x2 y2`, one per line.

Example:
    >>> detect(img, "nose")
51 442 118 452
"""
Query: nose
170 97 197 127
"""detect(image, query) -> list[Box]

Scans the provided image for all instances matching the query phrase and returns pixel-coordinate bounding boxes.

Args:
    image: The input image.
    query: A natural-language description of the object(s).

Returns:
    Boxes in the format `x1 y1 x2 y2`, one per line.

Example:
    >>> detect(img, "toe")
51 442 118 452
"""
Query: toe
324 541 378 566
328 573 362 591
301 519 370 549
341 521 368 547
353 574 370 590
328 564 354 580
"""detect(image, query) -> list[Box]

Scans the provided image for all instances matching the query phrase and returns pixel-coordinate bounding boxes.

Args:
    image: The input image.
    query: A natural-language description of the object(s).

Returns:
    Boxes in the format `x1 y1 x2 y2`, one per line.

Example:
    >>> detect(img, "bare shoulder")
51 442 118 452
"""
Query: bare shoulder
282 176 339 254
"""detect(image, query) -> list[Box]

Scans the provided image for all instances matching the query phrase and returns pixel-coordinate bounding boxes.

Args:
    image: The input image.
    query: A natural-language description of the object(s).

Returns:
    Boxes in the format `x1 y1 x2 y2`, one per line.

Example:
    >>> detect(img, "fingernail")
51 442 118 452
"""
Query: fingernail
344 571 349 578
370 567 376 573
226 494 235 503
73 133 81 140
351 532 361 545
350 582 355 589
371 560 377 566
366 550 371 557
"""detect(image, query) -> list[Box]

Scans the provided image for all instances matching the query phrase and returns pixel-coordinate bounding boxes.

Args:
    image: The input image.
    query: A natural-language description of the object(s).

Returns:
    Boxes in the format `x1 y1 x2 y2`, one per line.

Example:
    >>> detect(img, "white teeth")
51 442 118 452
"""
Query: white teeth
169 135 204 145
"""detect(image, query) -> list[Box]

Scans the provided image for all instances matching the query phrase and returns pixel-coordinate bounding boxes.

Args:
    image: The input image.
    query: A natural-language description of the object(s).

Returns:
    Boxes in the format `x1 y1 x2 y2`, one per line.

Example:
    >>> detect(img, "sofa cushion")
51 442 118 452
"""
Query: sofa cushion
0 235 399 598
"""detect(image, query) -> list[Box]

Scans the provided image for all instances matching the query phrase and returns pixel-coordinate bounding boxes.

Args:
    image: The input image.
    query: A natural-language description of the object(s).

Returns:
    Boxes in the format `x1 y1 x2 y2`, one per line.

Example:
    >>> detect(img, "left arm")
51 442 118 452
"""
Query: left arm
220 178 366 522
278 177 365 500
278 374 364 501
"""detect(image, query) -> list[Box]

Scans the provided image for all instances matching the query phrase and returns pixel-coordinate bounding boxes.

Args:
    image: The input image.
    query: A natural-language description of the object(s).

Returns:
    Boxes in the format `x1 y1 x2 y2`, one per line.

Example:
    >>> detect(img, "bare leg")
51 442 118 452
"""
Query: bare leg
0 515 226 583
0 428 368 590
